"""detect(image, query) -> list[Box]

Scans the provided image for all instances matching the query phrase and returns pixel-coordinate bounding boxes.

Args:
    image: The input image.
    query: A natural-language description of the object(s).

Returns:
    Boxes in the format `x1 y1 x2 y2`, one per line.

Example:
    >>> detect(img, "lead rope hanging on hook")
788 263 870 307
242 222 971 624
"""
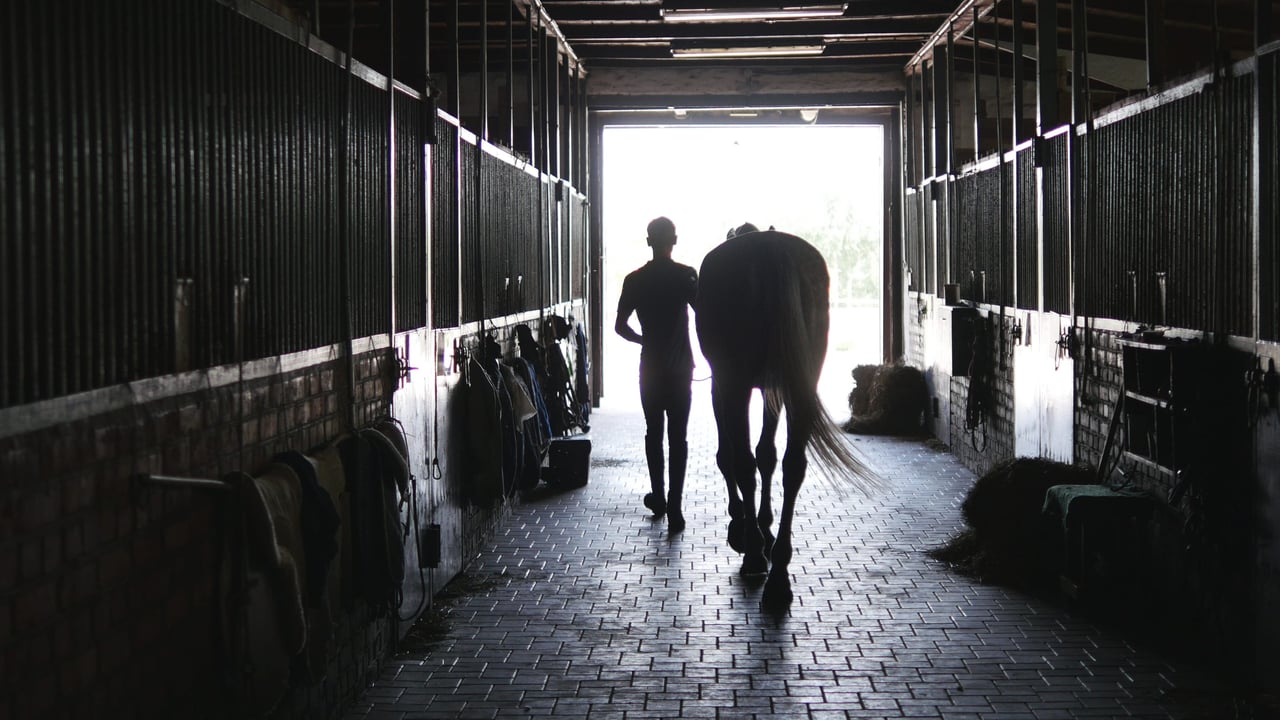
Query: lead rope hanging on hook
963 322 991 453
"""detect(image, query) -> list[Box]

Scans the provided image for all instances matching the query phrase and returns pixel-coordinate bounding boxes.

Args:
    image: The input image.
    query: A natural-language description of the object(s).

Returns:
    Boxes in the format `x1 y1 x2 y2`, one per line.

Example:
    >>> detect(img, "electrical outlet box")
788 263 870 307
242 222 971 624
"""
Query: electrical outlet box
419 524 441 569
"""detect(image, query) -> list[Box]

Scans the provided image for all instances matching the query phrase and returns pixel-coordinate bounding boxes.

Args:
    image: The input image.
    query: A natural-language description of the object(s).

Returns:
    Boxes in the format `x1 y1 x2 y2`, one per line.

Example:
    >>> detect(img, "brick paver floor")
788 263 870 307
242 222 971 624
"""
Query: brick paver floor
343 392 1234 719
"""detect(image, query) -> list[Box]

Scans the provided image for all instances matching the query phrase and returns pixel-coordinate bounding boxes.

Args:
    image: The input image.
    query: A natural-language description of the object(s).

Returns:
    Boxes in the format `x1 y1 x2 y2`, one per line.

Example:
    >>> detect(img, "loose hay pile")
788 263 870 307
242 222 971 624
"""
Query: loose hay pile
842 363 929 436
929 457 1096 587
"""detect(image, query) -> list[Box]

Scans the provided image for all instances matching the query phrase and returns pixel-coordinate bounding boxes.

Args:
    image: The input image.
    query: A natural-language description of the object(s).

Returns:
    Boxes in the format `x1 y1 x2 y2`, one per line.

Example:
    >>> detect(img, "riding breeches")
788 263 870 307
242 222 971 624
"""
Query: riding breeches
639 370 691 505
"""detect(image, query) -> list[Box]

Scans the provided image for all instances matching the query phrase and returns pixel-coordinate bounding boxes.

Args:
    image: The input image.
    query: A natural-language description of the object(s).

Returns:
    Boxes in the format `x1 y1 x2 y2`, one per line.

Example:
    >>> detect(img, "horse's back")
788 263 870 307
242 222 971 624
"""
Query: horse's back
695 230 830 385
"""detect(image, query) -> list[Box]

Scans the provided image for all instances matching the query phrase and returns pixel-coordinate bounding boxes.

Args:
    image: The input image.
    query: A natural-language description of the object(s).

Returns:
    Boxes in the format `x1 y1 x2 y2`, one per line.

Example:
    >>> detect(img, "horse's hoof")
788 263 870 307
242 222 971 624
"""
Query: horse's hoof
762 576 793 614
739 553 768 577
727 518 746 554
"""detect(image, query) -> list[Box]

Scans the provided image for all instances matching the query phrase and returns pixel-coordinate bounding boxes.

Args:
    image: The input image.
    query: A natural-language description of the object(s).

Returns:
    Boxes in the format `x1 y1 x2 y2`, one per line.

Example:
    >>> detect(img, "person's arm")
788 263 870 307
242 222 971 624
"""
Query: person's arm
615 281 643 345
615 311 642 345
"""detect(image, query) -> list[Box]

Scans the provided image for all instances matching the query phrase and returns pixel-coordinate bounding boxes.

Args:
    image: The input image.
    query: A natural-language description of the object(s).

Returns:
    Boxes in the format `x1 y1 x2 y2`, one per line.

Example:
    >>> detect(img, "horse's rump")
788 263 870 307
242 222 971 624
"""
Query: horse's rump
696 230 878 490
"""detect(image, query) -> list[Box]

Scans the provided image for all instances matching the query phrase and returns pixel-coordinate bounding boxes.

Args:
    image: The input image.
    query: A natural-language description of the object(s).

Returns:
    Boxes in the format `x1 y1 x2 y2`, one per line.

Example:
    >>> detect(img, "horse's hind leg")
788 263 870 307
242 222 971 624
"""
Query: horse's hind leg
712 381 767 575
712 382 744 552
762 409 811 612
755 399 780 555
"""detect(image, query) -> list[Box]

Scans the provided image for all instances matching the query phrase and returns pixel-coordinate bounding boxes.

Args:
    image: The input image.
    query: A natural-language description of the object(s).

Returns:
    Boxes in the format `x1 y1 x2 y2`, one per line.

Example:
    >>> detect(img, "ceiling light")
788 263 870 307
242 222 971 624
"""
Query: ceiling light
670 44 826 58
661 4 847 23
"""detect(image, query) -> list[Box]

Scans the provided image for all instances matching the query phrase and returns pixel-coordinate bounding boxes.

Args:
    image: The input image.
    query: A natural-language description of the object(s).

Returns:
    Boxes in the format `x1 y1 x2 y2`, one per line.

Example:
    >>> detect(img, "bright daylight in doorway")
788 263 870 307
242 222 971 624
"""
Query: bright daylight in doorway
600 123 885 413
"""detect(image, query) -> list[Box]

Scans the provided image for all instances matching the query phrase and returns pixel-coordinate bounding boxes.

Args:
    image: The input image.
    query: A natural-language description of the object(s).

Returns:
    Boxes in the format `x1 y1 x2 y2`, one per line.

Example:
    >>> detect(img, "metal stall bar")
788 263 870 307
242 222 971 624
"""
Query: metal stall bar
386 0 398 341
1258 27 1277 339
338 0 358 430
507 0 515 149
1036 0 1060 134
452 0 464 327
480 0 489 142
972 4 981 160
538 20 550 309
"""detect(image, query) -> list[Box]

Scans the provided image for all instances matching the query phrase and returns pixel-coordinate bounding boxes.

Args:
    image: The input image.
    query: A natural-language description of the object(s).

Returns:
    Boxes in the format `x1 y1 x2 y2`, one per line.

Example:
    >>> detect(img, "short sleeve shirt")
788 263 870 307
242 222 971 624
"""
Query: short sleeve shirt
617 258 698 377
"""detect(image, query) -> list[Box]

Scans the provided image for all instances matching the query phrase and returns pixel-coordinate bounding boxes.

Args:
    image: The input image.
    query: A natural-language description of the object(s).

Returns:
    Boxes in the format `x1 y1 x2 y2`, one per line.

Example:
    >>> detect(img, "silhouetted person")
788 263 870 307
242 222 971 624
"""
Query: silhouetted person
615 216 697 534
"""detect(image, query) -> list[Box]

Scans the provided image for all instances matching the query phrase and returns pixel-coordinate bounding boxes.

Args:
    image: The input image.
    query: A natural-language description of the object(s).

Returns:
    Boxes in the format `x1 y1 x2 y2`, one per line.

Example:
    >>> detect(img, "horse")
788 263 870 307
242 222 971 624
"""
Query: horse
695 226 880 612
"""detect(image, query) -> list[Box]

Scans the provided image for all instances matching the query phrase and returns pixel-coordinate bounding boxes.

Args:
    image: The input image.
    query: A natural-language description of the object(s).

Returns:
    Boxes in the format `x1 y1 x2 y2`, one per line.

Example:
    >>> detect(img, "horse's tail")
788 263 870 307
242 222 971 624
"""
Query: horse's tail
765 243 884 496
806 400 885 494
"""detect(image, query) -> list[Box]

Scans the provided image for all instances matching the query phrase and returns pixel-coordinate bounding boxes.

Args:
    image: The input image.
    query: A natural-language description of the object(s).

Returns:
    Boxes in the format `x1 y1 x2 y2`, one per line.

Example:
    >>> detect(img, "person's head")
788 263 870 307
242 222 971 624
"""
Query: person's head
646 216 677 251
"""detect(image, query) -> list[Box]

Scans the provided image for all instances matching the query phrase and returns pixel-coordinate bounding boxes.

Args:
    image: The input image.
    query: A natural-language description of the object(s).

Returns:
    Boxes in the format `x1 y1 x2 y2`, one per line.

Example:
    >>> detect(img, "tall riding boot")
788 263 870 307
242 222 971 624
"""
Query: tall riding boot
667 440 687 533
643 433 666 516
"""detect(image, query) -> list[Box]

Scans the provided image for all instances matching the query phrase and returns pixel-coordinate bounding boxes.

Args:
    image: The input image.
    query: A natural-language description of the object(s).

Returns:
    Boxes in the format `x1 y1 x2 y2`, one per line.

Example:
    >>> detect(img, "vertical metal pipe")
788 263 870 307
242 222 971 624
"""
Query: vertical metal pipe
942 25 955 292
973 5 981 159
587 110 603 399
570 72 578 189
551 36 561 182
539 23 551 305
527 6 536 159
917 68 928 182
164 0 181 377
918 68 925 184
566 60 575 189
480 0 488 141
1071 0 1089 126
386 0 397 340
931 50 947 178
886 108 905 361
531 12 542 310
539 24 548 173
943 23 954 177
506 0 514 148
994 1 1009 360
105 1 125 393
905 69 916 186
1145 0 1166 88
450 0 460 120
1036 0 1060 134
338 0 358 430
1012 0 1027 313
475 141 485 326
1256 5 1275 339
1012 0 1024 146
565 58 576 185
64 0 81 393
580 73 589 190
451 0 463 325
1070 0 1091 370
1212 0 1228 336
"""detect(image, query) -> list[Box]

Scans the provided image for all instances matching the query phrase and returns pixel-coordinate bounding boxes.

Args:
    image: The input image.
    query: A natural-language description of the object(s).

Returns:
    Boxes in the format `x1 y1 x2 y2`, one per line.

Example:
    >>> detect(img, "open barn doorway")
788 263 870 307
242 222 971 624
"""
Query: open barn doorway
599 123 885 416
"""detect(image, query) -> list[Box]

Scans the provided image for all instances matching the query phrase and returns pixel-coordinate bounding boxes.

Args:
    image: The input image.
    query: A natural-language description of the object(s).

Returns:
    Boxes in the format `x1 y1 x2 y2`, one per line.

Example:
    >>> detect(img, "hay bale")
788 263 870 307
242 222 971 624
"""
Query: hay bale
930 457 1096 587
842 363 929 436
846 364 880 418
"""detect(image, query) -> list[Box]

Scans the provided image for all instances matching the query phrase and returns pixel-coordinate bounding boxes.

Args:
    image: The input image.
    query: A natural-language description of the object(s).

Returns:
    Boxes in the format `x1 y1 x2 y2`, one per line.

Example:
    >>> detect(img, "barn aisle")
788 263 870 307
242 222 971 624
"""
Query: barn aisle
343 392 1232 719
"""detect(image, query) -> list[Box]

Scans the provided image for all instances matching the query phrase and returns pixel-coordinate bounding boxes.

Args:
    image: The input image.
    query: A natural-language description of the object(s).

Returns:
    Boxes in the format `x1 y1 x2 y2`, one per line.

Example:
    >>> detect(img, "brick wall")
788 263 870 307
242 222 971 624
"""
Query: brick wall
947 313 1016 479
1069 325 1261 674
1072 329 1129 487
0 348 396 719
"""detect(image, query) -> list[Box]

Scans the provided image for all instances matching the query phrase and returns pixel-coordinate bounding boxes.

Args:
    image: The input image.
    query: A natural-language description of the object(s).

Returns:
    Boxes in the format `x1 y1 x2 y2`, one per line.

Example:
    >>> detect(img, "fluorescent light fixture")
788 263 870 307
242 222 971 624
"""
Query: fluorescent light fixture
670 44 825 58
662 4 847 23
